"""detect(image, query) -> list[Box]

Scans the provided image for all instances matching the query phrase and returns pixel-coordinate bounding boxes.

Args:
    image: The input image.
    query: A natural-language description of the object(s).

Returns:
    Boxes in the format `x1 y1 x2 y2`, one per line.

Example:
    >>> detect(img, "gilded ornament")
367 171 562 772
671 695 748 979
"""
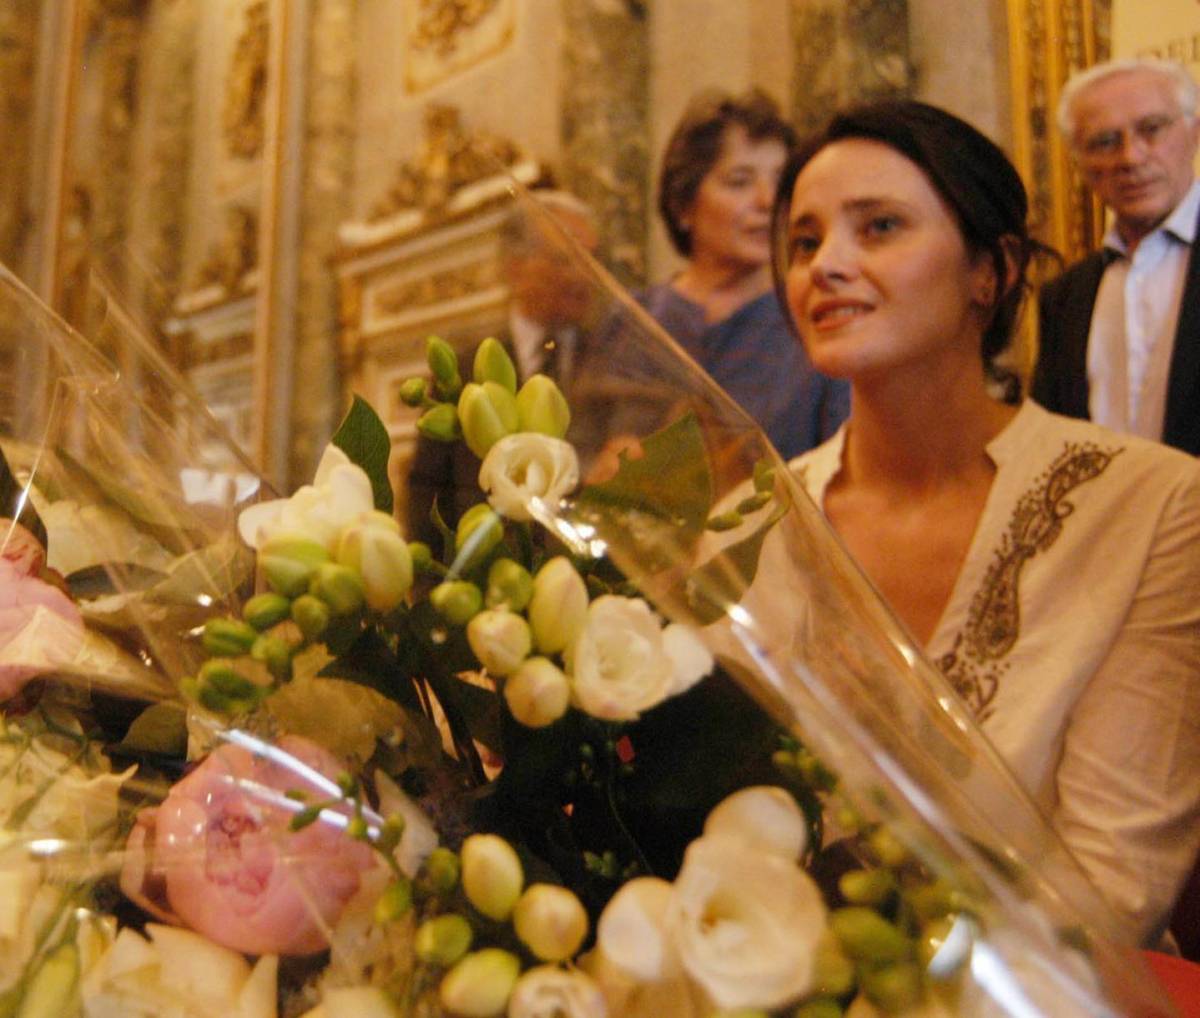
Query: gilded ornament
223 0 269 160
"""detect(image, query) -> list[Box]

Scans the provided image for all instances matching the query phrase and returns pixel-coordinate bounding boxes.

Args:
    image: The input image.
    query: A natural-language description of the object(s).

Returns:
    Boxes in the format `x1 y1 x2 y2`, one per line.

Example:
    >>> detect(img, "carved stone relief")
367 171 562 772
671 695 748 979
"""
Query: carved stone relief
405 0 515 92
0 1 39 270
223 0 268 160
561 0 650 287
790 0 912 135
369 104 524 221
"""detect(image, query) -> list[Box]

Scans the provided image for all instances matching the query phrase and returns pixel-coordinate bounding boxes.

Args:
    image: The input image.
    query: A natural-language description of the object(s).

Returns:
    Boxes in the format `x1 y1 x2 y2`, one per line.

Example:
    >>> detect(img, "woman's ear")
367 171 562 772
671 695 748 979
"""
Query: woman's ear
971 235 1021 308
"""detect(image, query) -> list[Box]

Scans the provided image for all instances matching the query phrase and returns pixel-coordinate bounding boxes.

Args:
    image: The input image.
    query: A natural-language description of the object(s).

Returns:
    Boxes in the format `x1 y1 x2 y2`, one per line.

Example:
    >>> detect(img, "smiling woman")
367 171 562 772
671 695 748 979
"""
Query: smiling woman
773 100 1200 947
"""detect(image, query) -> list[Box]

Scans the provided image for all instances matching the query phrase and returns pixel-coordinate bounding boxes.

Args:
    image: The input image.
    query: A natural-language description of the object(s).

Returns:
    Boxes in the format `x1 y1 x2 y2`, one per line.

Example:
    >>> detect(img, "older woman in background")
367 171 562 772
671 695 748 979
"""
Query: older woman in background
644 89 848 459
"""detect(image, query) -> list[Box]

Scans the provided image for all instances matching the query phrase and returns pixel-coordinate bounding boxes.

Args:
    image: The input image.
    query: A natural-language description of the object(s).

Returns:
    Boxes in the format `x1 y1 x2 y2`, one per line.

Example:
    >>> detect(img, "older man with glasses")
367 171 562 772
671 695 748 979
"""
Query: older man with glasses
1034 59 1200 455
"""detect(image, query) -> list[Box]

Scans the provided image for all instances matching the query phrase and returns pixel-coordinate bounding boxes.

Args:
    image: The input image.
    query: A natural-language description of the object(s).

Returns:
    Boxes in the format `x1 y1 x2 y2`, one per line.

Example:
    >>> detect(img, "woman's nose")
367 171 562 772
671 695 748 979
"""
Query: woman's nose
808 235 852 286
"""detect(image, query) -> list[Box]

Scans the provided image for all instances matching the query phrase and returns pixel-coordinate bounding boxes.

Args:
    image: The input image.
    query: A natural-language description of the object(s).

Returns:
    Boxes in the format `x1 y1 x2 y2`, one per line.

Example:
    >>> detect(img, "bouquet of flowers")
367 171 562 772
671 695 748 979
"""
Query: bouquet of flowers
0 195 1176 1018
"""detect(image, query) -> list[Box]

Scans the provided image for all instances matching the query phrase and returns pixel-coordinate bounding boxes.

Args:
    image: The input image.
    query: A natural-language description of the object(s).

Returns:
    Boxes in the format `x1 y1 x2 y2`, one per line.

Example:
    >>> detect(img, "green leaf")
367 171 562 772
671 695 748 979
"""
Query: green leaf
682 487 793 625
119 702 188 756
575 413 714 572
332 395 394 515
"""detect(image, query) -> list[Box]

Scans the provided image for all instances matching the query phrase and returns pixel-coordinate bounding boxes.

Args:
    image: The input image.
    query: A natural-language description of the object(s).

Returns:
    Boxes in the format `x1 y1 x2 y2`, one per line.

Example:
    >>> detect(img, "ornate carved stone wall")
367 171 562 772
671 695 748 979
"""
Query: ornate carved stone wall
123 0 198 322
560 0 650 287
0 2 39 271
289 0 357 486
790 0 912 135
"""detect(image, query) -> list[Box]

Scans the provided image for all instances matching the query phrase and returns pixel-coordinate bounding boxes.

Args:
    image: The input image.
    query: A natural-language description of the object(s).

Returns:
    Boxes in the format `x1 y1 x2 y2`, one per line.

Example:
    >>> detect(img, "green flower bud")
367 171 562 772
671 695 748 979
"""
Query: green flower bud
17 940 79 1018
838 868 897 907
428 335 463 400
705 509 743 532
454 503 504 571
376 813 406 854
528 557 588 655
906 878 965 921
460 833 523 921
430 580 483 625
243 592 292 630
399 376 429 407
337 518 413 611
793 1000 843 1018
458 381 519 459
417 402 462 442
515 374 570 438
409 540 434 573
374 878 413 924
202 617 259 657
735 491 772 514
423 846 461 895
260 535 330 596
829 907 913 964
473 337 518 393
251 634 292 681
753 460 776 493
484 558 532 611
504 657 570 728
868 826 909 868
291 593 331 640
415 913 474 966
859 962 924 1012
438 948 520 1018
312 562 366 616
198 659 261 701
467 610 532 677
512 883 588 962
811 934 857 997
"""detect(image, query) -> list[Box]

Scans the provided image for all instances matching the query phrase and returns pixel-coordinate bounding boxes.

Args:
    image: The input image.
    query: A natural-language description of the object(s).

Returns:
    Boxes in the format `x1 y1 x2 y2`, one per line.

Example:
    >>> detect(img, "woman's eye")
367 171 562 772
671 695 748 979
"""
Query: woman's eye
863 215 902 239
789 234 820 260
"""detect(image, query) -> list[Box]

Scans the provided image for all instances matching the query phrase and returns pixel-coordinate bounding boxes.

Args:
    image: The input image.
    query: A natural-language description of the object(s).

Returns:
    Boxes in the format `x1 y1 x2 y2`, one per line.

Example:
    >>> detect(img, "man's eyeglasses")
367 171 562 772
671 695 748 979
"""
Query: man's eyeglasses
1079 113 1186 157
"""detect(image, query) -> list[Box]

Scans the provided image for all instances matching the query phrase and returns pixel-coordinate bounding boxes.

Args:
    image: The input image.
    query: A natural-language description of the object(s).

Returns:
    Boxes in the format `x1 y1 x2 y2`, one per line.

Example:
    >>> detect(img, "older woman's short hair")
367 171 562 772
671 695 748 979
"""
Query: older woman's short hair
1057 58 1199 137
658 88 797 257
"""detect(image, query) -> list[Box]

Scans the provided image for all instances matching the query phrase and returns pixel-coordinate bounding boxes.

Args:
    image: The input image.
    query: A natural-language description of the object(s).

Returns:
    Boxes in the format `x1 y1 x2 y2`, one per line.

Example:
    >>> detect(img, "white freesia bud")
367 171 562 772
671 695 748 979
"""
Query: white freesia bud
667 834 827 1010
703 786 808 861
478 433 579 523
507 965 608 1018
467 610 533 677
513 884 589 962
595 876 678 983
528 557 588 655
504 657 570 728
238 444 374 552
439 948 521 1018
460 834 524 921
565 597 713 721
337 517 413 612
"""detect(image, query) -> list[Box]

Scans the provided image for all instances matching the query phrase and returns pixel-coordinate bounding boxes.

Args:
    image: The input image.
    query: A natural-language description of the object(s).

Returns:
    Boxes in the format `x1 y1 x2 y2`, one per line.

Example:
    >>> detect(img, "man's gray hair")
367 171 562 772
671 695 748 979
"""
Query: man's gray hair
1057 58 1199 137
500 189 596 255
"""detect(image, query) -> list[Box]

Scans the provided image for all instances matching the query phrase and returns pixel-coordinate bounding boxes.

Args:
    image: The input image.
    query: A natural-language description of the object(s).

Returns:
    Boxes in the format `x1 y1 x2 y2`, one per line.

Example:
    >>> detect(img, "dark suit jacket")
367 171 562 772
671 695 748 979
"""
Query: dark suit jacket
1033 207 1200 455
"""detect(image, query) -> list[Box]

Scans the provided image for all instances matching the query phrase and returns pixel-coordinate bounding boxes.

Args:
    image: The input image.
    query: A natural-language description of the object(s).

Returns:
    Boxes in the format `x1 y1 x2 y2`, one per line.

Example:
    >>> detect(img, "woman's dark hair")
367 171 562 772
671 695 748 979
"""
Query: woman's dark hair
771 100 1051 399
659 88 798 257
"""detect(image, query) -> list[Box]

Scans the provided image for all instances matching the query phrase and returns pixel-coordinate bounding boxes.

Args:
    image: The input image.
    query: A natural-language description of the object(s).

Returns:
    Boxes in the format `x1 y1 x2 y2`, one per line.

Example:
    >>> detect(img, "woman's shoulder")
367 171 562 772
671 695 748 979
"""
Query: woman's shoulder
994 402 1200 539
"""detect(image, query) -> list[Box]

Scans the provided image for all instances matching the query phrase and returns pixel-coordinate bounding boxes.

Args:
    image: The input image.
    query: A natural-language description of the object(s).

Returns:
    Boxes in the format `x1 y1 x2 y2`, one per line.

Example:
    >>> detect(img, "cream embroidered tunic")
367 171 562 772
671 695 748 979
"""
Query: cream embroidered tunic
790 401 1200 944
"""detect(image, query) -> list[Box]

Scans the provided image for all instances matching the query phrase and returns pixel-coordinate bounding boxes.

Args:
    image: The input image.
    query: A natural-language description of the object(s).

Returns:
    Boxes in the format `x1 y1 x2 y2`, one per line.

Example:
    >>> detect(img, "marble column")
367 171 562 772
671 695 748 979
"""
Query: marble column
560 0 651 288
288 0 356 486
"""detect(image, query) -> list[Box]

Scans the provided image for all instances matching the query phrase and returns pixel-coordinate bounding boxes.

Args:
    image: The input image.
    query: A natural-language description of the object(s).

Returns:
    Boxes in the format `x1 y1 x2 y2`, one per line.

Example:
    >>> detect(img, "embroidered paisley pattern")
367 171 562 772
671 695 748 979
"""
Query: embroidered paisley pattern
941 441 1121 719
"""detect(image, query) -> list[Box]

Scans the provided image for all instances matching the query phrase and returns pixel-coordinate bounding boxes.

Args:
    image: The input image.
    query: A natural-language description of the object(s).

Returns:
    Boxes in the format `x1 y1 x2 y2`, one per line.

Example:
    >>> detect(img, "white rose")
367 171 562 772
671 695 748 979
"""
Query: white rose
667 834 827 1010
703 786 808 861
237 445 375 552
565 597 713 721
508 965 608 1018
478 433 579 523
82 924 276 1018
595 877 678 983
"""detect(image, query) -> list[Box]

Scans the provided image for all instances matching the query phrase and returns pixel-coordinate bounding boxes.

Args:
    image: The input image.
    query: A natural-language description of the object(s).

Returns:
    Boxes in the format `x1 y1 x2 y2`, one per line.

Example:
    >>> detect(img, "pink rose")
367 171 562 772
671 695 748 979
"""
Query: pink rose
142 734 376 956
0 535 83 700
